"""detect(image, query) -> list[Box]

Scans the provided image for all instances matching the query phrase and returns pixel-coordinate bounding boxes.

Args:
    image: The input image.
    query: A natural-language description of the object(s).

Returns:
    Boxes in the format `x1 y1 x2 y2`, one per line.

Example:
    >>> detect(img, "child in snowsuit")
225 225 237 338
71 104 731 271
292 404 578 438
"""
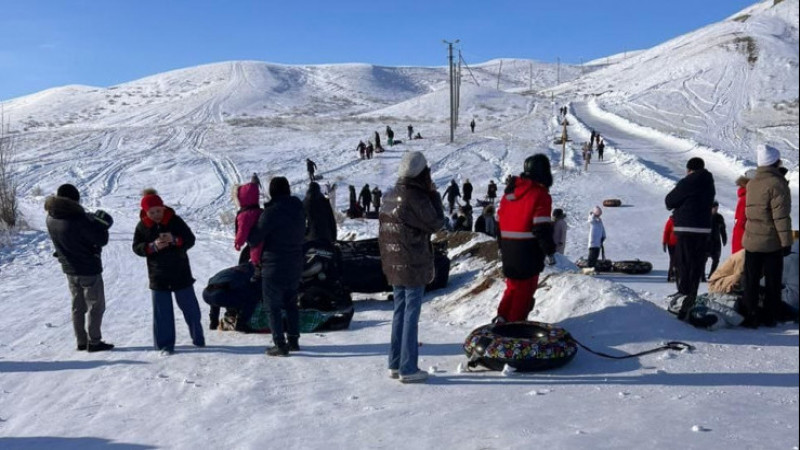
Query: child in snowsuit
587 206 606 268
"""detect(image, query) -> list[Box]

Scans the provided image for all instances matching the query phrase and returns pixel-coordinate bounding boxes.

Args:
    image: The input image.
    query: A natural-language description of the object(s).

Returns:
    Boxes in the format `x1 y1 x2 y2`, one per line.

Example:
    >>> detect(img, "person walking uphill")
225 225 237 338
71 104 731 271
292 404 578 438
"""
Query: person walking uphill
306 158 318 182
133 189 205 354
495 155 557 323
379 151 445 383
665 157 716 321
45 184 115 352
247 177 306 356
586 206 606 268
304 182 337 245
443 180 461 214
741 145 793 328
462 179 473 203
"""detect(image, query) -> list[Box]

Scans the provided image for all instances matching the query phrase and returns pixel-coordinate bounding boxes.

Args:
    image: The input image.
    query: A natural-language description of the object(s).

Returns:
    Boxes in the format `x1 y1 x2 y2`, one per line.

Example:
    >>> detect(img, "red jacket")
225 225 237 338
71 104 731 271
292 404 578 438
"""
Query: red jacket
235 182 264 264
732 186 746 254
498 177 554 279
662 216 677 247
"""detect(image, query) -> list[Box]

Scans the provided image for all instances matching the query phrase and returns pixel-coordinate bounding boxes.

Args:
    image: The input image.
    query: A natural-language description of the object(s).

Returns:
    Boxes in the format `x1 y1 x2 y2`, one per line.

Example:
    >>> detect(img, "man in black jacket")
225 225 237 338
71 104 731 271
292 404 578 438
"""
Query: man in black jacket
248 177 306 356
665 157 716 320
45 184 114 352
304 182 337 244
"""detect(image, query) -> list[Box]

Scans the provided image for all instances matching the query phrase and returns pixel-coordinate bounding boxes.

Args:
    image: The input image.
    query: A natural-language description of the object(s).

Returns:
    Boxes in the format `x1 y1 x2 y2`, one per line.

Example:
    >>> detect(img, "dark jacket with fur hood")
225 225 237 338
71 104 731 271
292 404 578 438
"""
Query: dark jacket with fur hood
132 207 196 291
45 196 110 276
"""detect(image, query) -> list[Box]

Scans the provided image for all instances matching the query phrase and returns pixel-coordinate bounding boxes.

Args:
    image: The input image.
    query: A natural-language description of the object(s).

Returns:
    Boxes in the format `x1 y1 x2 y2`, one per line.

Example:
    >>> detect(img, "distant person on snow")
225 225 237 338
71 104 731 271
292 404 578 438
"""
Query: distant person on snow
443 180 461 214
359 184 373 213
470 118 476 133
366 141 375 158
741 145 793 328
306 158 318 182
374 131 381 149
347 185 362 218
586 206 606 268
474 204 498 238
552 208 567 255
378 151 445 383
664 157 716 321
357 140 366 160
247 177 306 356
495 154 556 323
45 183 115 352
705 201 728 280
597 138 605 161
413 132 423 140
662 214 678 283
732 170 754 254
462 179 473 203
371 186 383 211
386 126 395 146
133 189 205 354
304 182 338 245
407 125 414 140
487 180 498 204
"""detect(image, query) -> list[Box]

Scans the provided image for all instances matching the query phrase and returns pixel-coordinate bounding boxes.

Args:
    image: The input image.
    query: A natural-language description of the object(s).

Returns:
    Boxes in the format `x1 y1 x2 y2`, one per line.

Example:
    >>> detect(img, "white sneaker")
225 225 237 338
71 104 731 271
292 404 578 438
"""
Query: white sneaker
388 369 399 379
399 370 429 384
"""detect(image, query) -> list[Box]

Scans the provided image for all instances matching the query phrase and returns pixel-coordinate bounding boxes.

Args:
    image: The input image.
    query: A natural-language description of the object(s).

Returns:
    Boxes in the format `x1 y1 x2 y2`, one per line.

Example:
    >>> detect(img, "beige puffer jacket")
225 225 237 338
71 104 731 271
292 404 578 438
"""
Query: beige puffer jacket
743 166 793 253
708 250 745 294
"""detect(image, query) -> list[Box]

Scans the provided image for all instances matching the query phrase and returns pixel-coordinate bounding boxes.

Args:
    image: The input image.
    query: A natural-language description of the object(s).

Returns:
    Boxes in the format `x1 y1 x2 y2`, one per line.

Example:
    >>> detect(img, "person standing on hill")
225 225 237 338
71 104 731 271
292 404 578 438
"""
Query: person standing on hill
359 184 373 213
663 214 678 283
371 186 383 211
304 182 337 245
443 180 461 214
732 171 754 254
357 140 366 160
586 207 606 268
462 179 473 203
552 208 567 255
487 180 498 204
705 201 728 280
45 183 115 352
495 155 556 323
597 138 605 161
386 126 395 146
470 118 476 133
741 145 793 328
665 157 716 321
374 131 381 149
407 125 414 141
306 158 318 182
248 177 306 356
379 151 445 383
133 189 205 354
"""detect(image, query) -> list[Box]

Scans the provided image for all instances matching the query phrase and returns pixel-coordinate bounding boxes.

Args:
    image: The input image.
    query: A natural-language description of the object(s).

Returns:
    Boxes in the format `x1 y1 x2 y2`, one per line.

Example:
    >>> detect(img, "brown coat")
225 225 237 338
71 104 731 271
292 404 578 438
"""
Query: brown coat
708 250 745 294
743 166 793 253
378 177 445 287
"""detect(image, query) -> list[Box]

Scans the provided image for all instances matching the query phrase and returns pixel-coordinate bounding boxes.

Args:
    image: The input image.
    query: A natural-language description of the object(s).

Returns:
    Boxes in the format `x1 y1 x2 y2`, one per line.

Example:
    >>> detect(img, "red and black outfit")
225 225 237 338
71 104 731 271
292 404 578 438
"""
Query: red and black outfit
497 177 555 322
662 216 678 283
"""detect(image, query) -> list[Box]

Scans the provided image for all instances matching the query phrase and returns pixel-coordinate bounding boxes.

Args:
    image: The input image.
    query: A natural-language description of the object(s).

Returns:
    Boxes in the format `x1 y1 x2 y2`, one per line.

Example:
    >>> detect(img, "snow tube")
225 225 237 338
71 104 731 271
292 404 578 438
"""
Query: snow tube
612 260 653 274
575 257 613 272
464 321 578 372
602 199 622 207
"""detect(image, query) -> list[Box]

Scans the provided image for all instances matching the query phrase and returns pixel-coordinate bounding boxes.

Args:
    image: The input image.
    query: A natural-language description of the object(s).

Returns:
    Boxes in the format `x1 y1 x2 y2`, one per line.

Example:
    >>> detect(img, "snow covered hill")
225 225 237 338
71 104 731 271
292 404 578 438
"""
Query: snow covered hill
0 2 797 449
554 0 799 168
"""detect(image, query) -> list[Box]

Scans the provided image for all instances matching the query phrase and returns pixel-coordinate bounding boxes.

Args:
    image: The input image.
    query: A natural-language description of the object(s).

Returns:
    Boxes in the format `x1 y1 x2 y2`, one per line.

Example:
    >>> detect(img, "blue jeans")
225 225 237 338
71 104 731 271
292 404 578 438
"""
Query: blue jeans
152 287 205 351
389 285 424 376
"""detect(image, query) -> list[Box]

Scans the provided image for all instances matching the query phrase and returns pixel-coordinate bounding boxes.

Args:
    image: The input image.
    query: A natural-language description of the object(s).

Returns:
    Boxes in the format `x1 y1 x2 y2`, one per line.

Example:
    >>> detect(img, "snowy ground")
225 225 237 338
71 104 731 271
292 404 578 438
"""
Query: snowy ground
1 2 798 449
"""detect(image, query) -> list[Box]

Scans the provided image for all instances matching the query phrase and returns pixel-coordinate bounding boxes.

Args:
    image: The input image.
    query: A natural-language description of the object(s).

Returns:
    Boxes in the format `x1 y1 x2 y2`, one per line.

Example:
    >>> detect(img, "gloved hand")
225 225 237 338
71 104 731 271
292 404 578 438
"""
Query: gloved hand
783 246 793 257
93 210 114 228
663 244 667 253
545 255 556 266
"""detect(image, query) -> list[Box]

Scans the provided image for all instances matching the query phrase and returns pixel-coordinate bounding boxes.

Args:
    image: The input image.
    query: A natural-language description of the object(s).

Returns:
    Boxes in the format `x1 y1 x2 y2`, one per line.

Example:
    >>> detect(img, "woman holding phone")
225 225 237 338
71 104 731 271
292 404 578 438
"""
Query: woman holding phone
133 188 205 354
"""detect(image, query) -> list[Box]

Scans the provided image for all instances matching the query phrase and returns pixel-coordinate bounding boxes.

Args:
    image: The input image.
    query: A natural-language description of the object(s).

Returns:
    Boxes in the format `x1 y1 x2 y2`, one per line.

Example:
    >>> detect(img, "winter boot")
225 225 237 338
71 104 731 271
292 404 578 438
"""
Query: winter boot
87 341 115 353
287 335 300 352
209 306 220 330
266 344 289 357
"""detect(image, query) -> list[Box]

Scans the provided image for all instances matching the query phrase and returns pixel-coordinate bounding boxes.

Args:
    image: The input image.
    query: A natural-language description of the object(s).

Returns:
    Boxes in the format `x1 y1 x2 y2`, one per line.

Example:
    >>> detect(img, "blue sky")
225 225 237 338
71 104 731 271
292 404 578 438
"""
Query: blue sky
1 0 758 100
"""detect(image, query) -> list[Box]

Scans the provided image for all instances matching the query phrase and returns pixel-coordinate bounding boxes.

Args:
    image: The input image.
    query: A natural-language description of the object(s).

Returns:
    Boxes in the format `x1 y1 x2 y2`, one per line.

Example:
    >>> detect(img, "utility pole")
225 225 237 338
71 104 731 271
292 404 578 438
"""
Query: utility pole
561 119 568 171
529 62 533 91
557 57 561 85
496 59 503 91
444 39 459 143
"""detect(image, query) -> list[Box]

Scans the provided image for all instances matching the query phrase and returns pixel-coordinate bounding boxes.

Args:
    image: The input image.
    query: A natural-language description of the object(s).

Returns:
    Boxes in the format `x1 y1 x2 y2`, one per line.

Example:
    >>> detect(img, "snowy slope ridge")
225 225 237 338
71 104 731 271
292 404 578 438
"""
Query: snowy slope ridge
555 0 799 166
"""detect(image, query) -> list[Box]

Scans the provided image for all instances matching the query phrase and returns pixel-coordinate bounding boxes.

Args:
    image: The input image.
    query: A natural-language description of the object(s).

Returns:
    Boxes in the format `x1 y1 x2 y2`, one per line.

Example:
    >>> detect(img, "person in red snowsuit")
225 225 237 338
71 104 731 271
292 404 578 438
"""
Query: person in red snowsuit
662 215 678 283
495 154 556 322
731 172 752 254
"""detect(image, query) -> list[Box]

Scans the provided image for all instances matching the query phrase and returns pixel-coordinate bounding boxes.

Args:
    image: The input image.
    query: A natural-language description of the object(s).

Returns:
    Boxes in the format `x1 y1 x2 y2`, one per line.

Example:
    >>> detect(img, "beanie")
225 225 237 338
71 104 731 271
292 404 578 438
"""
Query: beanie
269 177 291 198
592 206 602 217
56 184 80 202
141 194 164 212
686 157 705 171
398 151 428 178
756 144 780 167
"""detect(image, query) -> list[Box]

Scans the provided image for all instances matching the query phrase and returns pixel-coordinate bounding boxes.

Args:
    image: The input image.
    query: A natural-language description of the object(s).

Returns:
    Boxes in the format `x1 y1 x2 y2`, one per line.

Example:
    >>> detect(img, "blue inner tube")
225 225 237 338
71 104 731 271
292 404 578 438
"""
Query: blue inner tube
463 321 578 372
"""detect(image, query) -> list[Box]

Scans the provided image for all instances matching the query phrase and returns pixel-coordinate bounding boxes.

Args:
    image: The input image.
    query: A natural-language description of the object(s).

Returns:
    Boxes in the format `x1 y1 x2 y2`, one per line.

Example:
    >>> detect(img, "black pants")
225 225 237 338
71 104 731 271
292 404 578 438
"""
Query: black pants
706 249 721 279
742 250 784 324
675 233 708 306
667 245 676 281
587 247 601 268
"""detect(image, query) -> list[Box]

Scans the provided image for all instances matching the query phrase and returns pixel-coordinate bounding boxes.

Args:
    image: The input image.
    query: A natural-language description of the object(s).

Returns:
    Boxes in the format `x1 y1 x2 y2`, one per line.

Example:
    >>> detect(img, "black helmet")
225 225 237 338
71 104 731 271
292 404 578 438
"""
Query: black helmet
523 154 553 188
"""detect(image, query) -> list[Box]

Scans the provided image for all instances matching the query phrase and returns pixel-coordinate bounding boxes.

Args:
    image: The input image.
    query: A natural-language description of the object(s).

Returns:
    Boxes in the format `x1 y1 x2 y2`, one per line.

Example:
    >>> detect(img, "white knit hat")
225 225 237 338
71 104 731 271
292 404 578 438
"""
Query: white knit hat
592 206 602 217
398 151 428 178
756 144 780 167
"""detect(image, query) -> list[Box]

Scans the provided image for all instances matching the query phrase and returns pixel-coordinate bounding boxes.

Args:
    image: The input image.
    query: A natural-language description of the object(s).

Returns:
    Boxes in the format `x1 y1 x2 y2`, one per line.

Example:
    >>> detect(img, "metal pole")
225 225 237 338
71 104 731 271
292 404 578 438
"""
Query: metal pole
496 60 503 90
448 42 455 143
557 57 560 84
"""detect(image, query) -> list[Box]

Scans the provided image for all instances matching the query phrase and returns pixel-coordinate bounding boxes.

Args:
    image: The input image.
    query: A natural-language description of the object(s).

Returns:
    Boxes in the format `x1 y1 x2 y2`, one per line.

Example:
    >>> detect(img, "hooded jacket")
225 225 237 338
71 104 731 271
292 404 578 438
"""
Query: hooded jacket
732 186 747 254
587 213 606 248
45 196 109 276
379 175 446 287
247 195 306 283
664 168 716 234
498 176 555 279
132 207 196 291
304 183 337 243
234 182 264 260
743 166 793 253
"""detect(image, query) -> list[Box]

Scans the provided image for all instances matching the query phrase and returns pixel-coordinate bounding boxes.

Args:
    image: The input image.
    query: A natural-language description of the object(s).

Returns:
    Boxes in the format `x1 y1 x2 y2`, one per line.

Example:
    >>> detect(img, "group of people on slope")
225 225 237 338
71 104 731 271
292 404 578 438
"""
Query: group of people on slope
664 145 794 328
356 125 424 160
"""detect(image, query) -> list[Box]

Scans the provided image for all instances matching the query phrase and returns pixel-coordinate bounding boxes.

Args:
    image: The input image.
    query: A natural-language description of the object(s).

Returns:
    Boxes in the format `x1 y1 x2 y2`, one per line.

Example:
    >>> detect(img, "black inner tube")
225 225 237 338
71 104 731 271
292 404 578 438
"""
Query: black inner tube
489 323 549 339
